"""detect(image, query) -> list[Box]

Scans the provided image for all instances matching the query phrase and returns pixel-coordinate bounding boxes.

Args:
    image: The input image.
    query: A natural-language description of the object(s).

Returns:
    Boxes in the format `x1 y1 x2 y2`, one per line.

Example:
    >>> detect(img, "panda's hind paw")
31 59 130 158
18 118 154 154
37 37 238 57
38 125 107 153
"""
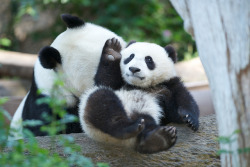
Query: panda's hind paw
113 118 145 139
136 126 177 154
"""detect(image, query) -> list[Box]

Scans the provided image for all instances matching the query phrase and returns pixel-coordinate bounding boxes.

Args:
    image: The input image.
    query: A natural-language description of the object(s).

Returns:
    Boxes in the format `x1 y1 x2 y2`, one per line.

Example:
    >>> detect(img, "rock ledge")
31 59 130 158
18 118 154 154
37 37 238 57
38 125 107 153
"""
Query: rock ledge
36 115 220 167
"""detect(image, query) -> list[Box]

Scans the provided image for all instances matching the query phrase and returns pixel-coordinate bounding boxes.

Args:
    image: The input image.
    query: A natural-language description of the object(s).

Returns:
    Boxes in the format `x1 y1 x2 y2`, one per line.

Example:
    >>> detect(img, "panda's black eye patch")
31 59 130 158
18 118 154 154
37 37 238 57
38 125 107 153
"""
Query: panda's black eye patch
145 56 155 70
124 54 135 64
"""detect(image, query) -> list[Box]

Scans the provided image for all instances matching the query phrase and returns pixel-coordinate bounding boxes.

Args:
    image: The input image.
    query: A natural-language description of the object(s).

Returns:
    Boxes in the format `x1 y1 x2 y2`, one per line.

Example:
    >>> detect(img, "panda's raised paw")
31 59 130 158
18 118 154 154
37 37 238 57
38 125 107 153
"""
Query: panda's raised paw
110 37 122 52
178 108 199 131
136 126 177 154
103 38 122 62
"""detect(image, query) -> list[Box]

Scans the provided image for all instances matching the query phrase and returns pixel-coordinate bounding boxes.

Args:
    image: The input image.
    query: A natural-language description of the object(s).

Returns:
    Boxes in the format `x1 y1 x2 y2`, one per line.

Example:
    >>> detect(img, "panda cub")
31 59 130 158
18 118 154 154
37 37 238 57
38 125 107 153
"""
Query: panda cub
79 38 199 153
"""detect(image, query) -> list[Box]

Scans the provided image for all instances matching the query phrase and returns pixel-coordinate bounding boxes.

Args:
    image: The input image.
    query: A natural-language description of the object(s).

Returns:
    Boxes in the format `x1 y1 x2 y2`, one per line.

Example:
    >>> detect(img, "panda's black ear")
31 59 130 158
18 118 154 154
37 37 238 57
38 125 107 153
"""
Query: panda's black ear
39 46 62 69
61 14 85 28
164 45 177 63
126 40 136 48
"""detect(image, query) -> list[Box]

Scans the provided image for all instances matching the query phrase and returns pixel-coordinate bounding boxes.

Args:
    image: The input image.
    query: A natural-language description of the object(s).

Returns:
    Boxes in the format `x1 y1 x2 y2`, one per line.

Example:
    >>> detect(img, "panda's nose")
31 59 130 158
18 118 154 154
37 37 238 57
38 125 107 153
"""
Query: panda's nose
129 67 141 74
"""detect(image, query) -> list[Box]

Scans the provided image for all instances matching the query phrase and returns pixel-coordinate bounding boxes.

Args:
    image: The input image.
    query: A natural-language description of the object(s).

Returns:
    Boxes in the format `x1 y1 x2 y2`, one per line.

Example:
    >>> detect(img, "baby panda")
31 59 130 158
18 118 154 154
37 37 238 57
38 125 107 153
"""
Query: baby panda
10 14 126 138
79 38 199 153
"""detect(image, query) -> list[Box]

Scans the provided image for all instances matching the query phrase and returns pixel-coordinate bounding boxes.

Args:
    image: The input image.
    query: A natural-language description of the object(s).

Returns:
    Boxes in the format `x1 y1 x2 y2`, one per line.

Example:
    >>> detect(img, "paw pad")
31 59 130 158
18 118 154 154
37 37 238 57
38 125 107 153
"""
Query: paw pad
103 38 122 62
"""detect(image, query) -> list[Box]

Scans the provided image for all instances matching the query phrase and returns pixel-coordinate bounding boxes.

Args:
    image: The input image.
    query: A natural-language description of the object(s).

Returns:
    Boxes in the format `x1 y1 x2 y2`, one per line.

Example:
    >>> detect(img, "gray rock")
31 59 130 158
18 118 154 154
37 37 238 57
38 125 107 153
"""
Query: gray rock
36 115 220 167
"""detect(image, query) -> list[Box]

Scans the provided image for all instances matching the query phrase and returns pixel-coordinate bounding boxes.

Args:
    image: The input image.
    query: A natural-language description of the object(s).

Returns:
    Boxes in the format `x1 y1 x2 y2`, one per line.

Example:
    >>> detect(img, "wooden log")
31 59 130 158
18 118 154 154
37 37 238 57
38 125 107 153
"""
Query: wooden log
0 50 36 79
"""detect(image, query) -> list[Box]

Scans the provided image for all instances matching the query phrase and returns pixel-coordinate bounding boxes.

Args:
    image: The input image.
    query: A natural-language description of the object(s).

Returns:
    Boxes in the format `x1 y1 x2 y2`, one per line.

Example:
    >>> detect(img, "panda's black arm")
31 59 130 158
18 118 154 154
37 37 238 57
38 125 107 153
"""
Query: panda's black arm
163 77 200 131
94 38 125 90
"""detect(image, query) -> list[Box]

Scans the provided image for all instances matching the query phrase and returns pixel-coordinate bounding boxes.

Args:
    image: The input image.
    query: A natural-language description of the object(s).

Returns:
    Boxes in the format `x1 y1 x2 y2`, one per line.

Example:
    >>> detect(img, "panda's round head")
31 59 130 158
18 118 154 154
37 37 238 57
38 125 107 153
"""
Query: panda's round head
120 42 177 88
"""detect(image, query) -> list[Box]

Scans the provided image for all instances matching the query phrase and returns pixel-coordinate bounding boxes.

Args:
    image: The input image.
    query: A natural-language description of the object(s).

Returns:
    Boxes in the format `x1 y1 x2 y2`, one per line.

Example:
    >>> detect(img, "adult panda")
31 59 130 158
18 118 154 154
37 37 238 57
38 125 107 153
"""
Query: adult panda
10 14 126 138
79 38 199 154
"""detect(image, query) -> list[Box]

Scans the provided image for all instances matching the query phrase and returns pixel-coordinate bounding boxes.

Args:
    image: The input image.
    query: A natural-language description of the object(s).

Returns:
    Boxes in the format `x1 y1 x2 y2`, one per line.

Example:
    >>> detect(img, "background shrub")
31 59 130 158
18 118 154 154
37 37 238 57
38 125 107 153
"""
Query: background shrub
2 0 196 61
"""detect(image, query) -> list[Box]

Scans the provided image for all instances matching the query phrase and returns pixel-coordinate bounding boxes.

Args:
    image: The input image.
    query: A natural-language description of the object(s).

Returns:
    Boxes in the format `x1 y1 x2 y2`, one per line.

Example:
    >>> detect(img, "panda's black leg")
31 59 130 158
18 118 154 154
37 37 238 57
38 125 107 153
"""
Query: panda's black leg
84 88 145 139
163 77 200 131
94 38 124 90
178 107 199 131
134 115 177 154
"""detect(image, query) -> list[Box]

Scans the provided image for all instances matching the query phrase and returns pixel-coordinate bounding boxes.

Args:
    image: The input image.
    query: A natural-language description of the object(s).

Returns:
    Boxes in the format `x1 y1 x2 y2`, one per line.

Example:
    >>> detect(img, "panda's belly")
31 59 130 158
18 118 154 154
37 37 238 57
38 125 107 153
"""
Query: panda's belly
79 87 162 147
79 86 137 147
115 89 163 124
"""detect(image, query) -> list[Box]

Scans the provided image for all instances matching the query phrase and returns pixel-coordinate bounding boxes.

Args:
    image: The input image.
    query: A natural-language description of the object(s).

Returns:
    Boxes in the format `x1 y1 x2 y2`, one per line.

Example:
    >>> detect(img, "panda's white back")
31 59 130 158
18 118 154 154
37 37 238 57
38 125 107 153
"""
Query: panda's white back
10 16 126 139
38 23 126 98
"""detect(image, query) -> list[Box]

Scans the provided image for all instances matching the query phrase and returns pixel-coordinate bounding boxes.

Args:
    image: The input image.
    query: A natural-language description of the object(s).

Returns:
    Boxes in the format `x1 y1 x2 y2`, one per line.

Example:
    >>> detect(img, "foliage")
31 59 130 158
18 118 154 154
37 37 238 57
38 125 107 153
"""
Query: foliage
8 0 196 61
217 129 250 155
0 38 12 49
0 78 108 167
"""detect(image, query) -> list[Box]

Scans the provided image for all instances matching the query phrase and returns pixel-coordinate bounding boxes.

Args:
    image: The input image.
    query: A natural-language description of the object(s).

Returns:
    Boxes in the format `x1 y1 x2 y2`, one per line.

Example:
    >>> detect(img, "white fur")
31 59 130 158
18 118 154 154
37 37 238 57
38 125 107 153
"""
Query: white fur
115 89 162 124
78 86 99 137
34 60 77 107
79 86 162 147
34 23 126 104
78 87 136 147
9 93 29 140
78 42 177 148
120 42 176 88
11 20 126 138
51 23 126 98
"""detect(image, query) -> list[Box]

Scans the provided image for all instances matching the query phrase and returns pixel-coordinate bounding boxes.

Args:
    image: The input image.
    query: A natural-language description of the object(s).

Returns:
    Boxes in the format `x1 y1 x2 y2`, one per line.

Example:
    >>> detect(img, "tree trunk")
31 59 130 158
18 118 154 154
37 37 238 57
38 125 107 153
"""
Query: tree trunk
169 0 250 166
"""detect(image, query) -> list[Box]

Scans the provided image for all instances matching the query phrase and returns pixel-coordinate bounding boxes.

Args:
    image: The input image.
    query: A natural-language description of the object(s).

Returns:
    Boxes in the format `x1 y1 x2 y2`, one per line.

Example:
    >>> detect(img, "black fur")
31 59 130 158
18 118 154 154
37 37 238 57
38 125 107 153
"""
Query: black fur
124 54 135 64
94 38 124 90
84 39 179 153
39 46 62 69
123 77 199 131
129 67 141 74
162 77 199 130
136 126 177 154
96 39 199 131
85 87 177 153
84 88 145 139
165 45 177 63
126 40 136 48
22 73 82 136
61 14 85 28
145 56 155 70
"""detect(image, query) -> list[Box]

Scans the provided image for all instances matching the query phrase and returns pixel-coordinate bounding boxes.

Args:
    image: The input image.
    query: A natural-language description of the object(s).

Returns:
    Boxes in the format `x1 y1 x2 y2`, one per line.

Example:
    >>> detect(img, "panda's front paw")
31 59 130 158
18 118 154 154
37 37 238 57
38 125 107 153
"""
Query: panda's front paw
178 107 199 131
103 38 122 62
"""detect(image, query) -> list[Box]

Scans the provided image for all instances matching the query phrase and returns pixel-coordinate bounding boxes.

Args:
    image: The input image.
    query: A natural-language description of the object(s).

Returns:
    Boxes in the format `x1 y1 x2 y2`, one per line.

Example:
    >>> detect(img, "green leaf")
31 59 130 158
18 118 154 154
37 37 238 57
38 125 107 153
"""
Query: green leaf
0 97 9 105
97 162 110 167
238 147 250 154
22 120 44 127
0 38 11 47
233 129 241 135
217 149 233 155
216 136 231 143
36 97 51 105
0 109 12 121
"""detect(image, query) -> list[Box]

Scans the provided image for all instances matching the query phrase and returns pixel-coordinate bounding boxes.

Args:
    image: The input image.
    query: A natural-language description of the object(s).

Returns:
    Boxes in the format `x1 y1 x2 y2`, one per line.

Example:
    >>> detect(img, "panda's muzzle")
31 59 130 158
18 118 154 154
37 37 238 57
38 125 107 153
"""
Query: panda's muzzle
126 72 145 80
129 67 141 74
